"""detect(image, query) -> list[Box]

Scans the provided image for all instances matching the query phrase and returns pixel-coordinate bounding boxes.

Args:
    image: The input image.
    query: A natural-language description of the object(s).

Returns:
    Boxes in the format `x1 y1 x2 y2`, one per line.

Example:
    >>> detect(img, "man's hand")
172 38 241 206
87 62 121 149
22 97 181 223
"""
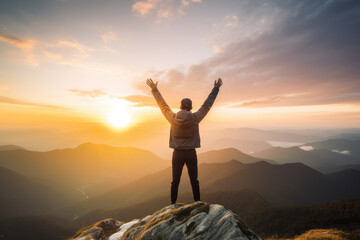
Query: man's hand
214 78 223 88
146 78 158 89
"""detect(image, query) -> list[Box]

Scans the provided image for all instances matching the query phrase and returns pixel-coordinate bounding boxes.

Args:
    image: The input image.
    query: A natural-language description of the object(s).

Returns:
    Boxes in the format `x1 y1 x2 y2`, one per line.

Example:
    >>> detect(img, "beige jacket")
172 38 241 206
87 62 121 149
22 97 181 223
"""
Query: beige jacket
151 87 219 149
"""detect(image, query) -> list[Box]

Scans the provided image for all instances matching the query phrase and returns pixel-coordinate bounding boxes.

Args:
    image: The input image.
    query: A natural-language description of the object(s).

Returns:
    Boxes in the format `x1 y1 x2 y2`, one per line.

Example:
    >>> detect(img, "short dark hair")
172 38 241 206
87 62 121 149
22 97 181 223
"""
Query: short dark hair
180 98 192 111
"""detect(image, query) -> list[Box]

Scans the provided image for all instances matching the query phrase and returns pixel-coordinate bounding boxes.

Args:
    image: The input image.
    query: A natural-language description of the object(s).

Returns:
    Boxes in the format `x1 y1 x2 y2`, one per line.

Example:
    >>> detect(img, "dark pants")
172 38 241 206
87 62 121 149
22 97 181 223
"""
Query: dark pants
171 148 200 204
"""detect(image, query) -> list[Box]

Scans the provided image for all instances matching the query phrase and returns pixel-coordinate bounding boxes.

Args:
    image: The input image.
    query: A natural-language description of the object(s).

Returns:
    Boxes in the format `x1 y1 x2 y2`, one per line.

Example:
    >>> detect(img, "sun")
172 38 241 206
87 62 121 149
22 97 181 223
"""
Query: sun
103 99 133 128
107 109 132 128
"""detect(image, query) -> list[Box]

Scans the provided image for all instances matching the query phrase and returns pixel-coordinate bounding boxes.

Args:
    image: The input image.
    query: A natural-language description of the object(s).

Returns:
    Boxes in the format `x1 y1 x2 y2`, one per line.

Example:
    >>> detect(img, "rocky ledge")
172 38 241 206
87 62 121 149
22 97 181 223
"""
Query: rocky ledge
72 201 261 240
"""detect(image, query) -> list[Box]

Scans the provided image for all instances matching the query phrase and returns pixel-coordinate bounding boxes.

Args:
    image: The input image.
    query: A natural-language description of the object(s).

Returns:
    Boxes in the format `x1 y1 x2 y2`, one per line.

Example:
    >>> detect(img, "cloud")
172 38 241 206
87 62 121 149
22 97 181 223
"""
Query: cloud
212 41 231 53
66 88 156 108
0 31 120 74
332 149 351 155
132 0 172 23
181 0 189 7
66 88 107 98
43 50 62 61
299 146 314 151
140 0 360 107
232 96 283 107
224 15 238 28
213 45 222 53
0 33 35 51
43 39 121 73
56 40 91 52
102 31 117 44
48 40 93 58
0 32 94 67
119 94 156 107
0 85 9 91
0 33 38 66
43 39 94 67
132 0 202 22
0 96 68 110
156 8 172 23
132 0 159 16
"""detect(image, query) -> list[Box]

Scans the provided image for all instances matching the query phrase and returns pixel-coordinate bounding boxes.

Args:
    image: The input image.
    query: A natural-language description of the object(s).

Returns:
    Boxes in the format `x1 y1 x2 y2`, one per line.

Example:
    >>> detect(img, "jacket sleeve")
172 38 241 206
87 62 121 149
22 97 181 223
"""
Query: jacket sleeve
151 87 175 124
194 87 219 123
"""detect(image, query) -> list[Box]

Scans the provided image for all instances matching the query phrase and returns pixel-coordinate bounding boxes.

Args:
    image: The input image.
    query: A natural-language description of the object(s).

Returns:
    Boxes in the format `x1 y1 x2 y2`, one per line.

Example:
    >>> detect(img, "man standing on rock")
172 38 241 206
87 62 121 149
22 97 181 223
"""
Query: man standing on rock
146 78 223 204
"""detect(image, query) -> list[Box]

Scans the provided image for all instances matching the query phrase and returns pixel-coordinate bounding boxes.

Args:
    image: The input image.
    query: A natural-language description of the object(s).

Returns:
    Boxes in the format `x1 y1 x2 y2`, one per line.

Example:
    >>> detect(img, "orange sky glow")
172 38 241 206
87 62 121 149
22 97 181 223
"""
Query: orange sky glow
1 0 359 156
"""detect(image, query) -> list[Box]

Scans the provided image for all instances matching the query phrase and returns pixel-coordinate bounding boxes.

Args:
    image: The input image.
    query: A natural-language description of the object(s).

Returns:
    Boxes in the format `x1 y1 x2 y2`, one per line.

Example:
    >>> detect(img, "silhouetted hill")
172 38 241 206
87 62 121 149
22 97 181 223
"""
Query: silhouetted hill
74 189 271 226
327 169 360 199
252 146 358 173
64 160 360 217
65 160 246 216
0 145 25 151
0 167 80 220
0 215 77 240
328 133 360 141
203 138 272 154
198 148 278 164
0 142 168 197
256 199 360 237
205 161 341 205
222 127 319 142
330 163 360 172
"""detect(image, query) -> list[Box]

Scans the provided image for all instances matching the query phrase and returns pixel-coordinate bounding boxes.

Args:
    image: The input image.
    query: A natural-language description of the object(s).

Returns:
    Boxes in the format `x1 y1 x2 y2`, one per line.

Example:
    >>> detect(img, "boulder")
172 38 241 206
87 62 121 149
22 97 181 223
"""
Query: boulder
72 202 261 240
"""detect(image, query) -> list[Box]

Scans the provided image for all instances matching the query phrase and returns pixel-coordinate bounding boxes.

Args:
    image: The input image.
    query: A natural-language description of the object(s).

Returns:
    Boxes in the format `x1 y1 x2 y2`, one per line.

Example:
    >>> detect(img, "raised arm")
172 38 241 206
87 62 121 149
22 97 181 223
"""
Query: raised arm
194 78 223 123
146 78 175 123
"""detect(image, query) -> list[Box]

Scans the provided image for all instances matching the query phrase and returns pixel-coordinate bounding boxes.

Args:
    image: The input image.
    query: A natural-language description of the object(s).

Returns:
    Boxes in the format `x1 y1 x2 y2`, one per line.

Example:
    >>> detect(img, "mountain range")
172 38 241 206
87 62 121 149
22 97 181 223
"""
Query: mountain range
198 147 278 164
0 145 25 151
63 158 360 217
0 142 169 198
253 146 358 173
222 127 320 143
0 167 81 220
201 138 272 154
0 140 359 239
253 138 360 173
302 138 360 157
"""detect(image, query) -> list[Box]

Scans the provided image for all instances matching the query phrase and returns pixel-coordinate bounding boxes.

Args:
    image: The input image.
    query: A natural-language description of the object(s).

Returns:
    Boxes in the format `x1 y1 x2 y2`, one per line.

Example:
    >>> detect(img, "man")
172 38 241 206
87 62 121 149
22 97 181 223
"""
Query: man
146 78 223 204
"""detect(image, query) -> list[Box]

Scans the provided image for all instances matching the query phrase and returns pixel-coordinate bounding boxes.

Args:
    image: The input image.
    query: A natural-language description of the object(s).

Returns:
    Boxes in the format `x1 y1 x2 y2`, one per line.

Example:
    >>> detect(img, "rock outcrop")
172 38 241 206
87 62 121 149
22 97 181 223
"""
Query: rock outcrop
72 201 261 240
72 218 122 240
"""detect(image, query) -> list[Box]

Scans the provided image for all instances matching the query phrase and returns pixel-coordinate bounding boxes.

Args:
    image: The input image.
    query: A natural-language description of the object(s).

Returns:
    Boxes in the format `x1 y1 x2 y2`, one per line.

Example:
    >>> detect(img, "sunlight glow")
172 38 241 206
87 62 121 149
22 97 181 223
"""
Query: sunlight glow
100 98 133 128
107 108 132 128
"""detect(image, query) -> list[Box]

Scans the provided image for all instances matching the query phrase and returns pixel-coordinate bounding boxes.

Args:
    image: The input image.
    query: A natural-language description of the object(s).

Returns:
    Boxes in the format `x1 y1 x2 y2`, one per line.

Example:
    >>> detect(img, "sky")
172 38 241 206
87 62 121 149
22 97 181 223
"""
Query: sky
0 0 360 154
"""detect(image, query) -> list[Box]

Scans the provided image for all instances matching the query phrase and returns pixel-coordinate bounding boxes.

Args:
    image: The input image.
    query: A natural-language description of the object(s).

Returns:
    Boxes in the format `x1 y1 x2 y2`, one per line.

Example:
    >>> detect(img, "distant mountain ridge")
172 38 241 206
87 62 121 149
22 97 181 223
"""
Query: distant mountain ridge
0 145 25 151
0 167 80 220
222 127 320 142
1 140 359 239
302 138 360 157
253 146 359 173
198 148 278 164
64 159 360 217
202 138 272 154
64 160 248 216
74 189 271 226
203 161 359 205
0 142 169 197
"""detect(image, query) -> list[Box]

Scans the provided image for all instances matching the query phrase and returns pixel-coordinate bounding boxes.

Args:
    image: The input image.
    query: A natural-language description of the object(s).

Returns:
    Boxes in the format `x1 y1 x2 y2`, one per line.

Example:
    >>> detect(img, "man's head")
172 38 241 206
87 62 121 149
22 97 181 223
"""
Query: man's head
180 98 192 111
